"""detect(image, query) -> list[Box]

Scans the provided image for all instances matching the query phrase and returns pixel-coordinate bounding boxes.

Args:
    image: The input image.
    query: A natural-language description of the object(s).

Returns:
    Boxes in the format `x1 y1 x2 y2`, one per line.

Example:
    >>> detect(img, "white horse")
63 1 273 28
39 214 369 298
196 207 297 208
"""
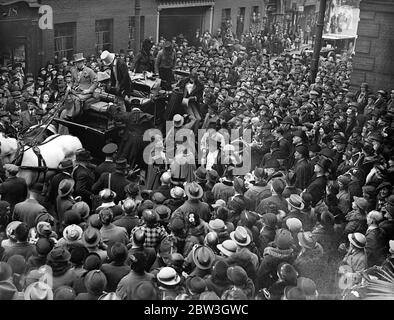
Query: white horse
0 133 83 186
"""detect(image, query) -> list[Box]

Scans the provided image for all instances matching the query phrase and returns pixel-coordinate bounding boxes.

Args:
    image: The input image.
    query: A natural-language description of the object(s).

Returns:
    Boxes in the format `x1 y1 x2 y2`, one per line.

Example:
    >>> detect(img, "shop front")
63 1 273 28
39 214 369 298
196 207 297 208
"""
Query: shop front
0 0 41 74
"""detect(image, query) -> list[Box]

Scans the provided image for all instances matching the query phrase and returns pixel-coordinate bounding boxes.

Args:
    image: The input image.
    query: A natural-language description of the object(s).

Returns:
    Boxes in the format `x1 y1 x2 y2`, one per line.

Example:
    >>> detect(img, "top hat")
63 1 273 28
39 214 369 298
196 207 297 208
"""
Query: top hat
72 53 86 63
100 51 116 66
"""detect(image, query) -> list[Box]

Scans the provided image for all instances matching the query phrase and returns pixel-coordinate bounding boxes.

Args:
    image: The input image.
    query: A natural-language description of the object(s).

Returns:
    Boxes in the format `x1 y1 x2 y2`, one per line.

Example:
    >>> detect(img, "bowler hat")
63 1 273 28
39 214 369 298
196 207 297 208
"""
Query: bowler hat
276 229 293 249
230 226 251 247
58 159 73 170
192 245 215 270
76 149 92 162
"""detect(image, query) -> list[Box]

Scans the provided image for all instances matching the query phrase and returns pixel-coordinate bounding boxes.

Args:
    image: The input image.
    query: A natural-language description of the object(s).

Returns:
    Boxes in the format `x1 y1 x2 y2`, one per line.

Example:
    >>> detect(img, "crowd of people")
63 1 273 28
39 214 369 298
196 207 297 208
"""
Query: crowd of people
0 26 393 301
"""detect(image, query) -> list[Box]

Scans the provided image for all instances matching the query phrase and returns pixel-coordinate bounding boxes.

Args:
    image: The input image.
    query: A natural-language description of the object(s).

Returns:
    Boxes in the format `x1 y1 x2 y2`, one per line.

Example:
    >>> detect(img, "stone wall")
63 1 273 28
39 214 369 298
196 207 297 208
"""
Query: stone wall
350 0 394 92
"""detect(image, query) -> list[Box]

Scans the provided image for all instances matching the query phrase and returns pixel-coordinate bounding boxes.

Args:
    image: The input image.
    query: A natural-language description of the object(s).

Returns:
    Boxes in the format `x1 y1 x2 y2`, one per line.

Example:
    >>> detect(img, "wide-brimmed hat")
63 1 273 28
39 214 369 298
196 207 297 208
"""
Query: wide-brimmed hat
184 181 203 200
82 227 101 248
72 53 86 63
348 233 366 249
207 169 219 183
47 247 71 264
230 226 251 247
157 267 180 286
192 245 215 270
217 239 237 257
24 282 53 300
100 50 116 66
58 179 75 197
154 205 171 222
76 148 93 162
170 186 185 199
194 166 207 183
297 231 317 249
287 194 305 211
173 114 184 128
63 224 83 243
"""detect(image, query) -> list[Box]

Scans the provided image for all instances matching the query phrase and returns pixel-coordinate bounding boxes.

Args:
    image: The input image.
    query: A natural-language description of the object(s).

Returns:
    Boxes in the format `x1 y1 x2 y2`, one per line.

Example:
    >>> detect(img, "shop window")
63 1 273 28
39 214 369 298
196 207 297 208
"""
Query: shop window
95 19 113 54
54 22 76 61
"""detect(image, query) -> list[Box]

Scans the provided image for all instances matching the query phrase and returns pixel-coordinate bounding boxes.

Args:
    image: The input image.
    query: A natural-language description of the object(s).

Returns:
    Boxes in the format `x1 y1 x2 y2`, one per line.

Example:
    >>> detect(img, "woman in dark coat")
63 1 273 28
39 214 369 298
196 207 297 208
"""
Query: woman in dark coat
133 39 154 73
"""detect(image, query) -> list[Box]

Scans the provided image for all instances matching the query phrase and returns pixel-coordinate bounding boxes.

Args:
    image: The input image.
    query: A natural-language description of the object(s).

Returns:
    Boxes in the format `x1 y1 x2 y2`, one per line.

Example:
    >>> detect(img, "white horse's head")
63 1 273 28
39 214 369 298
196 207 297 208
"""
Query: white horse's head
0 132 18 164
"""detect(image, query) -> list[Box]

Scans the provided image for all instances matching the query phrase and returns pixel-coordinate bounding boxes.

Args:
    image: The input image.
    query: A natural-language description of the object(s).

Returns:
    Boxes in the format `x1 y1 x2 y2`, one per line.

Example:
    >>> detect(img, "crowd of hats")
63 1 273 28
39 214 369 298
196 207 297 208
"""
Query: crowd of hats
0 29 394 301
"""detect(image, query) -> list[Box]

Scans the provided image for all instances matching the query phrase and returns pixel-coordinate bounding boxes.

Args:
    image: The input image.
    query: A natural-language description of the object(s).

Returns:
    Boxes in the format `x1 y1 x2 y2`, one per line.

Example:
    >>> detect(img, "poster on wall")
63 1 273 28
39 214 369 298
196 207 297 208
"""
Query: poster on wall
324 0 360 37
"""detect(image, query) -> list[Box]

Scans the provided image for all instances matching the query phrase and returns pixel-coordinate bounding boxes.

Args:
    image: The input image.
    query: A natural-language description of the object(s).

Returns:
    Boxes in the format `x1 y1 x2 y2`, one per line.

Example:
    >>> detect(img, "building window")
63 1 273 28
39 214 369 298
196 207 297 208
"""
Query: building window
221 8 231 31
95 19 113 54
54 22 76 61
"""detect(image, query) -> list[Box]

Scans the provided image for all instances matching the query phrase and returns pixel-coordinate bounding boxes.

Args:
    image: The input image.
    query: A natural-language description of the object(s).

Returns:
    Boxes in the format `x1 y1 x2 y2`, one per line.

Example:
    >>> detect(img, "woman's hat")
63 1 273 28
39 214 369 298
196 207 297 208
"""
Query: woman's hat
157 267 181 286
58 179 75 197
72 201 90 220
24 282 53 300
217 239 237 257
230 226 251 247
287 194 305 211
184 182 204 200
100 50 116 66
170 186 185 199
192 245 215 270
297 231 317 250
82 227 101 248
47 247 71 264
348 232 366 249
57 159 73 170
63 224 83 243
227 266 248 286
208 219 227 232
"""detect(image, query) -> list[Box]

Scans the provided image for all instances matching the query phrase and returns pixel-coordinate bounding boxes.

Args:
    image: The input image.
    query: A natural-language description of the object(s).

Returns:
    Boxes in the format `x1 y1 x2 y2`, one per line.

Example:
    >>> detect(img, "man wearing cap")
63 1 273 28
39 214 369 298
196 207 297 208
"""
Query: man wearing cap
100 50 132 99
95 143 118 177
20 98 39 131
